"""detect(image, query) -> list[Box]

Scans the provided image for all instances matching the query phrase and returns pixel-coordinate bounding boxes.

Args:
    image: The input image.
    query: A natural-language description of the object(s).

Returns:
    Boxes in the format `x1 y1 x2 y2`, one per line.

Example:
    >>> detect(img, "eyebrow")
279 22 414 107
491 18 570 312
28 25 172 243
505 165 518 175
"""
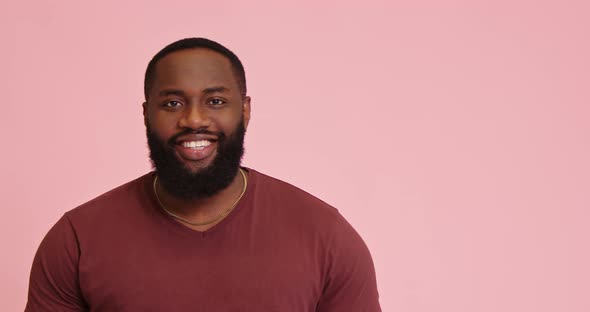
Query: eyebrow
157 86 230 97
203 86 230 94
158 89 185 97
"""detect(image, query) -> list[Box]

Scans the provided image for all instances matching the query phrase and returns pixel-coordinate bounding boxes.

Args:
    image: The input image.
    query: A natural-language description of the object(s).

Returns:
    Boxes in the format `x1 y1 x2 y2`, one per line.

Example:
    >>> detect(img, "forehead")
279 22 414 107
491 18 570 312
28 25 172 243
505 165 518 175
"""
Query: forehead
152 48 237 90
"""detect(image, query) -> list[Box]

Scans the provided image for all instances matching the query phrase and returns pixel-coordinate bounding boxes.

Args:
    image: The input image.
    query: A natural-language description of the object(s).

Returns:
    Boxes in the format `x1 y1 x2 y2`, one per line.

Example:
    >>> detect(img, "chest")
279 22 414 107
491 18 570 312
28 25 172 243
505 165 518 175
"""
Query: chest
78 230 324 311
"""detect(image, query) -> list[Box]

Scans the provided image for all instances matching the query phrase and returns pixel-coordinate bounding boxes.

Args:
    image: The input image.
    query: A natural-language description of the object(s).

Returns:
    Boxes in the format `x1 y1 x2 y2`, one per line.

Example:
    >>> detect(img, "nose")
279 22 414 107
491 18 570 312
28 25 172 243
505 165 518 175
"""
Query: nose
178 103 210 130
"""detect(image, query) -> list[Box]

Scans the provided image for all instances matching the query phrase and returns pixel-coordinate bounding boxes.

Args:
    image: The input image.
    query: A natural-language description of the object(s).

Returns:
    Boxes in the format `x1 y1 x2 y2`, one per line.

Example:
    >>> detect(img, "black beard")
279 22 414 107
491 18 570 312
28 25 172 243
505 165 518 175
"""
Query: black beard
146 119 246 199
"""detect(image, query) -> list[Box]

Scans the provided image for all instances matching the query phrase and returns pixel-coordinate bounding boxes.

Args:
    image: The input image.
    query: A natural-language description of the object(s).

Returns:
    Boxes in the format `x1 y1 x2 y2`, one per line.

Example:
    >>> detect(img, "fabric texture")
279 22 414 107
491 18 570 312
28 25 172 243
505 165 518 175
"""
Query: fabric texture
26 168 381 311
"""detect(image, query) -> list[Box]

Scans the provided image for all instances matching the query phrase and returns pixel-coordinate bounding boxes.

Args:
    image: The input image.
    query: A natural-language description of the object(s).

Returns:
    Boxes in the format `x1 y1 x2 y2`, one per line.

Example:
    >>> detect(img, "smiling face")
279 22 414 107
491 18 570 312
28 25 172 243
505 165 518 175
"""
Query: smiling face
143 48 251 199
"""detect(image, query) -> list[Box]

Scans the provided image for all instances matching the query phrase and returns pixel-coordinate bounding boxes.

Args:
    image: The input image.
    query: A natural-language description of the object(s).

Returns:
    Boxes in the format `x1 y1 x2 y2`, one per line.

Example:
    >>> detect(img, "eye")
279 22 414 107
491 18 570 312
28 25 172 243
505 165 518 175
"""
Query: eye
208 98 226 106
163 100 183 108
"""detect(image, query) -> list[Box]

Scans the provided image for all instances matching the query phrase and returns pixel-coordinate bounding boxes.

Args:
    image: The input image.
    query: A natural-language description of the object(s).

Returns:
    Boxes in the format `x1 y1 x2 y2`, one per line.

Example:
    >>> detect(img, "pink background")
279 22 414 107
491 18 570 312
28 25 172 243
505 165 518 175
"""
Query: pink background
1 1 589 311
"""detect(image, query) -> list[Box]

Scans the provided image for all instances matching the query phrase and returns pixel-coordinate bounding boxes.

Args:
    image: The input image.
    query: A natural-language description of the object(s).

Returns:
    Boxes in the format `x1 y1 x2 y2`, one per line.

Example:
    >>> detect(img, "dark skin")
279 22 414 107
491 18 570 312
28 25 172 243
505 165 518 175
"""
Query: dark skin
143 48 251 231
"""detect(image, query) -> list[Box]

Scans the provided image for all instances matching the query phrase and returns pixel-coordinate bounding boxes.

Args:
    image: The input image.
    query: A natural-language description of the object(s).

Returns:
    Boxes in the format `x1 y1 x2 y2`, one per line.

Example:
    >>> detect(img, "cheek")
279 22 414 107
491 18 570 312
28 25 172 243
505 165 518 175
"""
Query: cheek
218 120 241 135
147 114 178 138
216 110 244 128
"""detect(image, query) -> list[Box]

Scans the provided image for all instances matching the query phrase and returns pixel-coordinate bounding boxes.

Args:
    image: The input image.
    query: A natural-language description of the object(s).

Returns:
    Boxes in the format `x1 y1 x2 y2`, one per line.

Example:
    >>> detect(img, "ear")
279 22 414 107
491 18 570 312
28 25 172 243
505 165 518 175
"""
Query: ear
142 101 148 127
242 96 251 129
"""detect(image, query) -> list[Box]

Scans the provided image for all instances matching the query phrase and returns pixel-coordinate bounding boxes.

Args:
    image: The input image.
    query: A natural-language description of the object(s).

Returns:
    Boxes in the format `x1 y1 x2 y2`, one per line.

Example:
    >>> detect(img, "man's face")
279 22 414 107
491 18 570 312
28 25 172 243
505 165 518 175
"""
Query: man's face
143 48 251 199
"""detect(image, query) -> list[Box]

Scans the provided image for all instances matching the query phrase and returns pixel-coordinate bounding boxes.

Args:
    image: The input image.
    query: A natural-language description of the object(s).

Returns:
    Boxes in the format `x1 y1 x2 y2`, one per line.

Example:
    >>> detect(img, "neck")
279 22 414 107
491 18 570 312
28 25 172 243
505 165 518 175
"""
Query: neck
155 168 246 224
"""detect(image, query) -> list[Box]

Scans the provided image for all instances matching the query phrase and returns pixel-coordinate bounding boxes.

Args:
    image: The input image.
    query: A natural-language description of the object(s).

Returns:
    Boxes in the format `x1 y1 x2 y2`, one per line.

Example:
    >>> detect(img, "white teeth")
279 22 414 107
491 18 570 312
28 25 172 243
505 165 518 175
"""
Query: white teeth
182 140 211 149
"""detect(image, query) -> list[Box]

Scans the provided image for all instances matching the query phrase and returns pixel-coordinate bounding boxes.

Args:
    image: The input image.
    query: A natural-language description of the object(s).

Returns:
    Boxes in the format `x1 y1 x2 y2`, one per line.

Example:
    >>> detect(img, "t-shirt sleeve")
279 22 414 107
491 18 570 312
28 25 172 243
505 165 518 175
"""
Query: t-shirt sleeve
316 216 382 312
25 214 87 311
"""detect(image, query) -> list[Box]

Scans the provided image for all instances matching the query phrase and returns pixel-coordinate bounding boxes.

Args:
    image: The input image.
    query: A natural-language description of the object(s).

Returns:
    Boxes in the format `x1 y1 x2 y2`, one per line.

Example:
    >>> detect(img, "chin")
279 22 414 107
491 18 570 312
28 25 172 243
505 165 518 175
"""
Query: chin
178 156 217 174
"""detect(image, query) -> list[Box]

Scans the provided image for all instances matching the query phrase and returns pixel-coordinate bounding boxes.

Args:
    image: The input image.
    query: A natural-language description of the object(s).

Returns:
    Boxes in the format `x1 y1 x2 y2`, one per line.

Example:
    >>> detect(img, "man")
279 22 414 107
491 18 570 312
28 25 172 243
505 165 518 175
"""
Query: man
26 38 381 311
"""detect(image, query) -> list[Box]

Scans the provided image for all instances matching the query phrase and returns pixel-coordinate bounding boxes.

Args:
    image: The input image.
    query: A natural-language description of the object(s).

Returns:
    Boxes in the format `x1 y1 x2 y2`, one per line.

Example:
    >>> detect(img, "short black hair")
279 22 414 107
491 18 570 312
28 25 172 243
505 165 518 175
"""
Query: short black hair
144 37 247 100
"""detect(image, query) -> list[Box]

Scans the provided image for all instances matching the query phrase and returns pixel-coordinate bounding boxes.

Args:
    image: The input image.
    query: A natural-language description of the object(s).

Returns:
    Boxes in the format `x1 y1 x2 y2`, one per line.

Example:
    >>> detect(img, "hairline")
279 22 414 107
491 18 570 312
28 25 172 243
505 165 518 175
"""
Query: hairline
144 39 247 101
145 47 244 100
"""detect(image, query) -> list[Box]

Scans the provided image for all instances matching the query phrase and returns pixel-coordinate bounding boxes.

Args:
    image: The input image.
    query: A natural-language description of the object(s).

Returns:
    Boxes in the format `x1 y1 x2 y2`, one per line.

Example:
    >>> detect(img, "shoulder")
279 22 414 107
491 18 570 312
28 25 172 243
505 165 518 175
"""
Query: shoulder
248 168 343 221
65 173 154 230
246 168 360 239
248 169 381 310
249 169 333 209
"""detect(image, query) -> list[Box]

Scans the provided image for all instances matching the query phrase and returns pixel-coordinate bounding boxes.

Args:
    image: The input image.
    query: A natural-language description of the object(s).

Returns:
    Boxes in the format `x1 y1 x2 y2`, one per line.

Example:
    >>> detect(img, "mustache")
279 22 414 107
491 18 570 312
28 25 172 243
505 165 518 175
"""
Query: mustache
167 128 226 145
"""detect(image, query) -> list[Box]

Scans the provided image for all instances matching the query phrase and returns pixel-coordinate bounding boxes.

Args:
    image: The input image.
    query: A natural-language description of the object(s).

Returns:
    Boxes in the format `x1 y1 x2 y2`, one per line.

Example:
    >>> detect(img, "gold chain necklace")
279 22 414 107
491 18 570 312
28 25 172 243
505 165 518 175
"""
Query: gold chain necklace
153 168 247 226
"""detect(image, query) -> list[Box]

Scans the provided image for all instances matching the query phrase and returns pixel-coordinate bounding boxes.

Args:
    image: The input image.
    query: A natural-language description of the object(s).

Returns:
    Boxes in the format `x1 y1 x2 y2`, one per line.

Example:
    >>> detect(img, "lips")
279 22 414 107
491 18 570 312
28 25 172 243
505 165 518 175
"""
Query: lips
181 140 211 148
173 134 219 162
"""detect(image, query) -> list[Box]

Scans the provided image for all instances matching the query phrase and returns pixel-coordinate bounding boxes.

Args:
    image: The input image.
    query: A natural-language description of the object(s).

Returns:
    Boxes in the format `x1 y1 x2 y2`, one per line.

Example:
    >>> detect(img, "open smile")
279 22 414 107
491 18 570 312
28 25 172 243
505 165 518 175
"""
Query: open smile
174 137 218 162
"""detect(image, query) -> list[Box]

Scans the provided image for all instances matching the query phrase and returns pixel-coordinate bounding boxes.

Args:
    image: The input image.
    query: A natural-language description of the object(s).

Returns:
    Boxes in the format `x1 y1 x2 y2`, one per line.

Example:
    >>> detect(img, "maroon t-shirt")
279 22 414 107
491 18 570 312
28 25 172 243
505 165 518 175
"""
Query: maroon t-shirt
26 168 381 311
